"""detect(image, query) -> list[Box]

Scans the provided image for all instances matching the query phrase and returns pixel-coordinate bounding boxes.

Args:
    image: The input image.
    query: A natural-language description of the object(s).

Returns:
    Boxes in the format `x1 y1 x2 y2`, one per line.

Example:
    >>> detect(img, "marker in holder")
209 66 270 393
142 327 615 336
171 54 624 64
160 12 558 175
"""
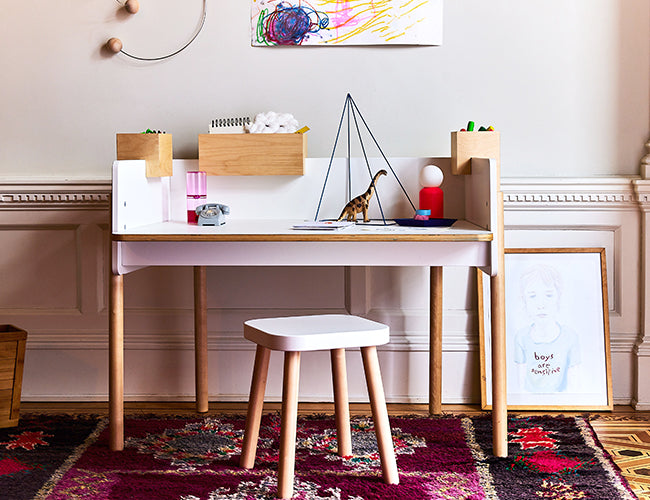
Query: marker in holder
186 171 207 224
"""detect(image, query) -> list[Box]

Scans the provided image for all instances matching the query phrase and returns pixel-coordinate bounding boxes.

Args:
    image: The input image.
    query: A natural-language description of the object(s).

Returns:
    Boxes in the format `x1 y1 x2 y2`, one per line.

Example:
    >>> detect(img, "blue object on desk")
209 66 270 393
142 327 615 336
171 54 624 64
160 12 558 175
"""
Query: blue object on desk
393 218 456 227
196 203 230 226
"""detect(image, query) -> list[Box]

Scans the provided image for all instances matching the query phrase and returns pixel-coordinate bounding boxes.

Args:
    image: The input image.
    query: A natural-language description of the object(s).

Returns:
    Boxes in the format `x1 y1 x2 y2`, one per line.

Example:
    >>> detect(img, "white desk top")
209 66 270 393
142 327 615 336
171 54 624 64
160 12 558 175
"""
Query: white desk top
112 218 493 242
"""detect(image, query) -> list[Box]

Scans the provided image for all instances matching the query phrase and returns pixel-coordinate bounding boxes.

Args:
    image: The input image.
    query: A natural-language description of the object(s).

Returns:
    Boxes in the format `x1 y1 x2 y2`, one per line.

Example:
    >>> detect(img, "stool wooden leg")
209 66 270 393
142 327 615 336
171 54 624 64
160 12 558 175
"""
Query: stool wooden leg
331 348 352 457
361 346 399 485
240 345 271 469
278 351 301 499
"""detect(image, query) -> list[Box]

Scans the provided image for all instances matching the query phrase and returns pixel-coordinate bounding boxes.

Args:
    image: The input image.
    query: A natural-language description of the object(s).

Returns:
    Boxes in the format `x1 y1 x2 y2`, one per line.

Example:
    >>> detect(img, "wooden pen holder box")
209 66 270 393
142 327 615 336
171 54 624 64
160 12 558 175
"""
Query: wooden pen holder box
0 325 27 428
198 133 306 176
116 133 173 177
451 131 500 175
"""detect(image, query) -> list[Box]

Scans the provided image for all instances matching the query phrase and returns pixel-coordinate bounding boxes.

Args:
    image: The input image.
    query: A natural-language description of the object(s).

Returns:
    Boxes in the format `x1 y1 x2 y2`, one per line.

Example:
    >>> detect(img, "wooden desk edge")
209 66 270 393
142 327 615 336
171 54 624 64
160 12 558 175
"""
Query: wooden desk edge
112 233 494 242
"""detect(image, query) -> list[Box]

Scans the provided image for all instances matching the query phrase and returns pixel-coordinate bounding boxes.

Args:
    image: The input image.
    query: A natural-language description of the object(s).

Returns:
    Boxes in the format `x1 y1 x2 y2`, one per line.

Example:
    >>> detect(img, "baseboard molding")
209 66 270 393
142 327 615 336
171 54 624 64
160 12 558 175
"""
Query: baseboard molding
631 398 650 411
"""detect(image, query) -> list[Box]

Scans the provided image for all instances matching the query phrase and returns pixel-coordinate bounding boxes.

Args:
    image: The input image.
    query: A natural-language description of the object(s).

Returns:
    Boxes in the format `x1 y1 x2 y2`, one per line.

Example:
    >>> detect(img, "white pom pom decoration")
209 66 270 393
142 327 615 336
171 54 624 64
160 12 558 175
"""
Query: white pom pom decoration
245 112 299 133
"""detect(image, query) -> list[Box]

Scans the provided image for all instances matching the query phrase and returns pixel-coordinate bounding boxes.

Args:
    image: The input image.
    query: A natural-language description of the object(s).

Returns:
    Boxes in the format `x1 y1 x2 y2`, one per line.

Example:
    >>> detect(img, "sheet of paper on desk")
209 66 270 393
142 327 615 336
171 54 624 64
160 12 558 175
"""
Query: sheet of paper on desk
292 221 355 230
356 225 452 232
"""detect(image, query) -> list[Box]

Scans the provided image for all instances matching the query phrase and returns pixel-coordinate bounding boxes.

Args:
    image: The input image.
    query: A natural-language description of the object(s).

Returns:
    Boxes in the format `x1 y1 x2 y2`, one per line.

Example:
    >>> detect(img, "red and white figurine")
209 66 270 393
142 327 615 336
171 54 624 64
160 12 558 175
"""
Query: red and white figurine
418 165 444 219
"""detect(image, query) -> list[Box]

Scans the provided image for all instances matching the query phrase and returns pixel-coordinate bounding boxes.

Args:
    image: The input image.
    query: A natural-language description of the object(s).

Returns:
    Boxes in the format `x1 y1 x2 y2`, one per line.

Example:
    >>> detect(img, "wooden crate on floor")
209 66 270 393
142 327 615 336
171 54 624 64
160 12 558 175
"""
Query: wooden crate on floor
0 325 27 428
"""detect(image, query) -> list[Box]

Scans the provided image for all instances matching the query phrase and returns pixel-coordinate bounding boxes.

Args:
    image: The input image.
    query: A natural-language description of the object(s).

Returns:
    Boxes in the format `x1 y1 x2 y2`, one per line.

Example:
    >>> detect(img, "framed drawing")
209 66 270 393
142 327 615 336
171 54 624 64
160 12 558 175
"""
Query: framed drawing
251 0 443 46
479 248 613 411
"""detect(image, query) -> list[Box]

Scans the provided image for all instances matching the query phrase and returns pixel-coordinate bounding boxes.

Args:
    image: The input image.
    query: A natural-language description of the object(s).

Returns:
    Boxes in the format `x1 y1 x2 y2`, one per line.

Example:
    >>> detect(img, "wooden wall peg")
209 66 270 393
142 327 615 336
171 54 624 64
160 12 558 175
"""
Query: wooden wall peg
106 38 123 54
124 0 140 14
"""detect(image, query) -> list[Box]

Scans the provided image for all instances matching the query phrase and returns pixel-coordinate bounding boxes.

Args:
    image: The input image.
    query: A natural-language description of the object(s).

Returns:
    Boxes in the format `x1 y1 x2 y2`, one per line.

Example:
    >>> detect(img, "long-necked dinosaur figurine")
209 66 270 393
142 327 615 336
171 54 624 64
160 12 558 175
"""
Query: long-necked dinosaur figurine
336 169 387 222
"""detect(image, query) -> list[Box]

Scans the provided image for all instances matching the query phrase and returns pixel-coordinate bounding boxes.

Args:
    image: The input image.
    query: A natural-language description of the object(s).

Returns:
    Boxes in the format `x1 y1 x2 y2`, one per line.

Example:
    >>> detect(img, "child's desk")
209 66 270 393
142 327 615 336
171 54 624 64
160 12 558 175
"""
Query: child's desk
110 158 507 456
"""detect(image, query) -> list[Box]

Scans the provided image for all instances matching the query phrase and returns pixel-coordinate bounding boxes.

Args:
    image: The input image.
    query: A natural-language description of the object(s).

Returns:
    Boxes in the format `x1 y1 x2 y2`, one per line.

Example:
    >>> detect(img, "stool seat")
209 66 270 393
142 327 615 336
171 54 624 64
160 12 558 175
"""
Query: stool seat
244 314 389 352
240 313 399 498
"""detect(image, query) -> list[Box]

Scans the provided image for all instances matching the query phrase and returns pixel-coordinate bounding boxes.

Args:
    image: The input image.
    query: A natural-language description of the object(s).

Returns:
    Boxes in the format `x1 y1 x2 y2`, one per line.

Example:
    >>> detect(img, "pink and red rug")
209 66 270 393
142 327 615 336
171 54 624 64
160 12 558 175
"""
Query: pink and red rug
0 413 637 499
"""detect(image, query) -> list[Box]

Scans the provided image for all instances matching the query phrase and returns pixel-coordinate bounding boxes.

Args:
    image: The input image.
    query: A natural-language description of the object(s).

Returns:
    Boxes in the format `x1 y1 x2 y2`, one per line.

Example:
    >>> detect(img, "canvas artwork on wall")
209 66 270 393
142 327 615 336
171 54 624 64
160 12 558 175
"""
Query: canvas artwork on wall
251 0 443 46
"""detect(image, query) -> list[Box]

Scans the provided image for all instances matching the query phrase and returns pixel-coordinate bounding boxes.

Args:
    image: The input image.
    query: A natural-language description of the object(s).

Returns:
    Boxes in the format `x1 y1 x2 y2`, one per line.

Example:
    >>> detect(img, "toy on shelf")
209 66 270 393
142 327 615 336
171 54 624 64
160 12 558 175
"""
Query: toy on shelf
314 94 416 224
336 169 387 222
196 203 230 226
419 165 444 218
414 209 430 220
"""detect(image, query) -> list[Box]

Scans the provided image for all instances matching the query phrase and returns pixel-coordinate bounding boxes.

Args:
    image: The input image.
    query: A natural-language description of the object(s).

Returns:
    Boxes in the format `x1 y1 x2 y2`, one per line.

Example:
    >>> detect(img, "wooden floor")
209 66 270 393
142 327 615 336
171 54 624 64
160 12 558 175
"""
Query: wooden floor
591 416 650 499
20 402 650 499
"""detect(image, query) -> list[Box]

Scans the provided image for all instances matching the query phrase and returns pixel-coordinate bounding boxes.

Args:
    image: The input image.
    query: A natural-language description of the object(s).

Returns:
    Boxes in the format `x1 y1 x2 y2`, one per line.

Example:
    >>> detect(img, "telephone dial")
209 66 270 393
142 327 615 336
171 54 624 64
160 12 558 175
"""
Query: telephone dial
196 203 230 226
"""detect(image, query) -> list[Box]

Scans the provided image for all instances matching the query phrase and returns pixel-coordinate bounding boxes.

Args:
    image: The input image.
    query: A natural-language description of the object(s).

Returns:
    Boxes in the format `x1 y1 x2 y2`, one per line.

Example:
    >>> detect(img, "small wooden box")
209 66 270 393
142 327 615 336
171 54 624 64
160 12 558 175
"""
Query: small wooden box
451 131 500 176
0 325 27 428
198 133 306 175
116 133 173 177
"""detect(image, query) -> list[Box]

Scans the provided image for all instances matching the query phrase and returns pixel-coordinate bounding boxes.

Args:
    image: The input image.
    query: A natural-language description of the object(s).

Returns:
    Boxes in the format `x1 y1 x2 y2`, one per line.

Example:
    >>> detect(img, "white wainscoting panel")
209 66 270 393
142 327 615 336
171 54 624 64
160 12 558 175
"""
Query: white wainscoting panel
1 177 647 407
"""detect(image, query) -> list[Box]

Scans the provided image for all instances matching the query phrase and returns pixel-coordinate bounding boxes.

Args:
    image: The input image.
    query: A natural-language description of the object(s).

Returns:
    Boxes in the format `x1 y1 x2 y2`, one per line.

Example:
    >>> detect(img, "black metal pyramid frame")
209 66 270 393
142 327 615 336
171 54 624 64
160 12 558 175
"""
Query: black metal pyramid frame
314 94 416 223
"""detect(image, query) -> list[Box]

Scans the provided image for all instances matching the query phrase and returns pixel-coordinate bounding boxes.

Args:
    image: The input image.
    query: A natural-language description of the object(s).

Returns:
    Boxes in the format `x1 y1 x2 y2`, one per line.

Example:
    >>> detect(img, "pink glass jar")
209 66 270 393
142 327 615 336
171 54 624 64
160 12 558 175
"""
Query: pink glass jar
186 171 207 224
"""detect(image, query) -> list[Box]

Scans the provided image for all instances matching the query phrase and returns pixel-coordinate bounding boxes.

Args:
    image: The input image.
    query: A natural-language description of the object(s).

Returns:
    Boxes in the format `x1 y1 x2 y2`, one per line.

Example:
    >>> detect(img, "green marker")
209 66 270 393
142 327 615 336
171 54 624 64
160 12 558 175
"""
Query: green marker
467 121 475 132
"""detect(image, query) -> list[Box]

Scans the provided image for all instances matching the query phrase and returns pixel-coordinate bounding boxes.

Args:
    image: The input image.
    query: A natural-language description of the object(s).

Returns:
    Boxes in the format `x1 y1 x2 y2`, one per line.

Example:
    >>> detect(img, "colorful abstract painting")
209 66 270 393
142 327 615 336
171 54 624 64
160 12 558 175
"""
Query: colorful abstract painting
251 0 443 46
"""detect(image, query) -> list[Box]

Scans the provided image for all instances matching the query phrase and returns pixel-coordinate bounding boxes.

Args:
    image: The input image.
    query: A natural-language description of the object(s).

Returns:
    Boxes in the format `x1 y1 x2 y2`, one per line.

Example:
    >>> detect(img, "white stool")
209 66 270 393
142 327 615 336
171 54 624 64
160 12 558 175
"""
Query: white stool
239 314 399 499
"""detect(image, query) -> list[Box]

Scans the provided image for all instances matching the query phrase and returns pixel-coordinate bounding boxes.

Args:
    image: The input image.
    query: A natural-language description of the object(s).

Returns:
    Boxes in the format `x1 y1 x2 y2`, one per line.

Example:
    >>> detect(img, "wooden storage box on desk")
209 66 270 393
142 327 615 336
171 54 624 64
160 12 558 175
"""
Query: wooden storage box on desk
0 325 27 428
451 131 500 175
116 133 173 177
198 133 306 175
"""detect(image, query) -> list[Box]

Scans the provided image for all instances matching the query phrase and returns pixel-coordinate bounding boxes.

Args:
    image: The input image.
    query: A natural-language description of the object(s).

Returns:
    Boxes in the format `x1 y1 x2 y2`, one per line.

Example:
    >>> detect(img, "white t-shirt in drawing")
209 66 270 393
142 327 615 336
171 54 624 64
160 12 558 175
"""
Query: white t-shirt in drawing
514 324 581 393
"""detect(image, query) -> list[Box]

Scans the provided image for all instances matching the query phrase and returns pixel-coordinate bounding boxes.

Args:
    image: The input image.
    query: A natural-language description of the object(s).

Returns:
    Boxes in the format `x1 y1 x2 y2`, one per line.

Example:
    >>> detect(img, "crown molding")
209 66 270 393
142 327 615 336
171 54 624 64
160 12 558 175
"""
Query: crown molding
501 176 641 209
632 179 650 210
0 176 647 211
0 181 111 209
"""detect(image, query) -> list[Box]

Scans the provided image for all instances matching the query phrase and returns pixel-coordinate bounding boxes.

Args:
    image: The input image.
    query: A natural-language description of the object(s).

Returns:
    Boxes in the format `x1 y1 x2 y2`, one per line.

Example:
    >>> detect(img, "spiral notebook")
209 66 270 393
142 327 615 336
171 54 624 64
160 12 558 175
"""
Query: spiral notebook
208 117 251 134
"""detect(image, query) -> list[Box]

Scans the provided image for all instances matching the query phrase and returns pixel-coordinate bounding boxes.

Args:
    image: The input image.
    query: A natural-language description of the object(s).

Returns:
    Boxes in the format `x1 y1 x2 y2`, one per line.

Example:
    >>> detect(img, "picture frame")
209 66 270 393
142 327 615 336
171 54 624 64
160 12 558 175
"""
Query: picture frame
479 248 613 411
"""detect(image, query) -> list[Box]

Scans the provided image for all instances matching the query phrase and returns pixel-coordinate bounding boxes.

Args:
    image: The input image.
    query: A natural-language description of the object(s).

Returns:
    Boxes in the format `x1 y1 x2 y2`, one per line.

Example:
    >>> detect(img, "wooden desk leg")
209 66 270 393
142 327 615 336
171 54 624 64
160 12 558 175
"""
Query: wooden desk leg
429 266 443 415
491 193 508 457
194 266 209 413
109 271 124 451
491 270 507 457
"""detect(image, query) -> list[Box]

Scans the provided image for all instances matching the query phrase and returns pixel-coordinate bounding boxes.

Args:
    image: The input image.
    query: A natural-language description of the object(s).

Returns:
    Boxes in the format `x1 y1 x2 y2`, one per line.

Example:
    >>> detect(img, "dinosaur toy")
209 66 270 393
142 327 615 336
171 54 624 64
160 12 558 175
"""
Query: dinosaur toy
336 169 387 222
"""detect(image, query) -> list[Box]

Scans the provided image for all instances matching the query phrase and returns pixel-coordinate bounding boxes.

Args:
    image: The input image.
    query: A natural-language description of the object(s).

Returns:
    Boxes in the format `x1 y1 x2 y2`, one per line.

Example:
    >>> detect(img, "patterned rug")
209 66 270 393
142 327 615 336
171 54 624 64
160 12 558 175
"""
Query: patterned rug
0 413 637 499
